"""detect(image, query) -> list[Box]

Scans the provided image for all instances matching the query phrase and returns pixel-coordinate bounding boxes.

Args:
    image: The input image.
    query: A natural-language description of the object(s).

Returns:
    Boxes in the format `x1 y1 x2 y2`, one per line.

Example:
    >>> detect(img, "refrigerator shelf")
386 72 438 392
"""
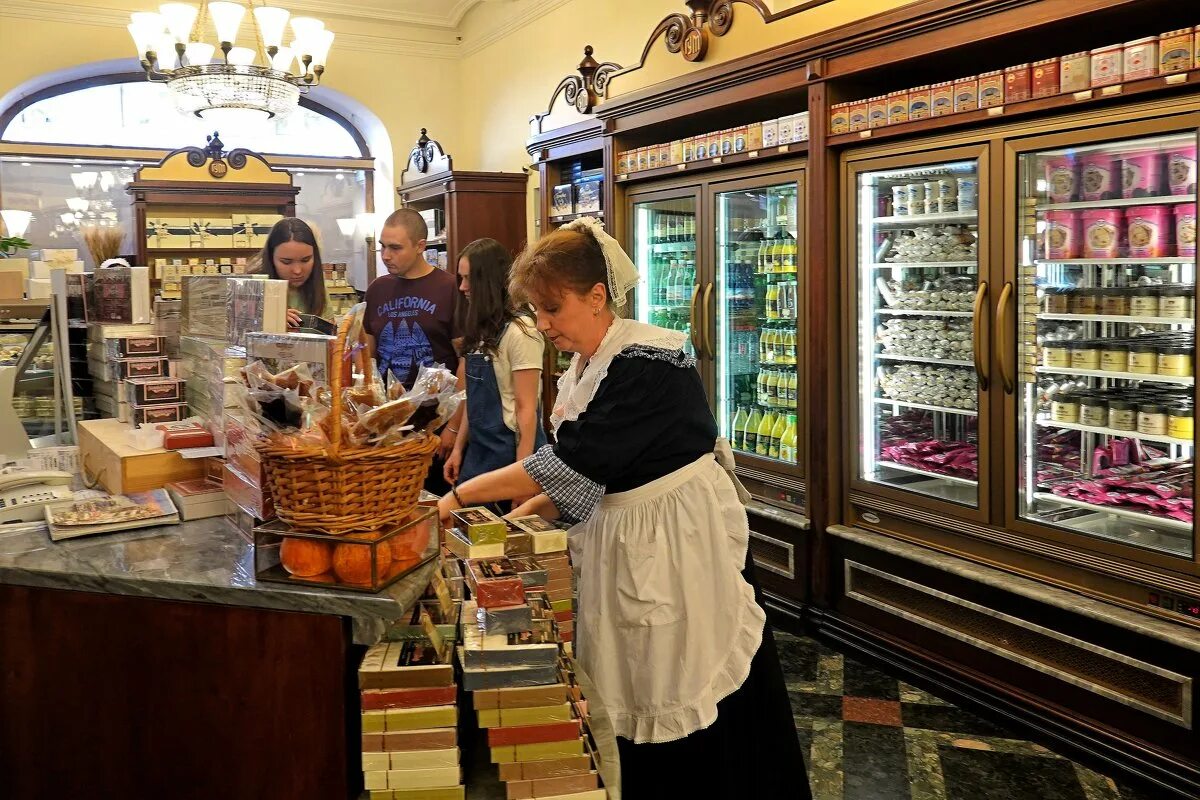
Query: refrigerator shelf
1034 257 1195 265
872 261 977 270
877 353 973 367
1034 194 1196 212
873 397 977 416
1037 313 1195 326
1032 492 1191 533
876 309 974 317
1035 415 1194 447
1035 366 1195 386
877 460 977 486
873 211 978 227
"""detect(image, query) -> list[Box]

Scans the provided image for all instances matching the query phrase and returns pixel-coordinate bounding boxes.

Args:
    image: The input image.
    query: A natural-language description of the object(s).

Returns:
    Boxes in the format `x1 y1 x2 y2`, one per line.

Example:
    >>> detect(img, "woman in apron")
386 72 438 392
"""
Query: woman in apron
438 219 809 799
444 238 547 504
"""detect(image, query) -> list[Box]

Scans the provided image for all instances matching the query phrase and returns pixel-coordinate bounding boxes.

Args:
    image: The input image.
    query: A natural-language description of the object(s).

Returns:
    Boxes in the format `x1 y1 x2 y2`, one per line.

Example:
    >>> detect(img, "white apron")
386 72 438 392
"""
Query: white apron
569 443 765 744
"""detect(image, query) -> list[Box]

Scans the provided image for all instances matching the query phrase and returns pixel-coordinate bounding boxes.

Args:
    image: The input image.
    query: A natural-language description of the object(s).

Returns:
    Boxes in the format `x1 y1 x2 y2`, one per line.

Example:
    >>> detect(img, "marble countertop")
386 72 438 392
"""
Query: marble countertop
0 518 437 645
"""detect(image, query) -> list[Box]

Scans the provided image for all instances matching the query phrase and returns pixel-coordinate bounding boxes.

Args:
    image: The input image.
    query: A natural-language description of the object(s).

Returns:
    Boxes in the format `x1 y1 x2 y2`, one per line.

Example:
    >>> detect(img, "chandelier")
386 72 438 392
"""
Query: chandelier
128 1 333 124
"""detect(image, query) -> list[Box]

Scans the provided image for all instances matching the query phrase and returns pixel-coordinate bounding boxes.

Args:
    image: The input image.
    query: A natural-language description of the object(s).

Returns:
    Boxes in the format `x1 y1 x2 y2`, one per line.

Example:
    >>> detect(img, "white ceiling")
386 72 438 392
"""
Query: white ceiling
283 0 492 29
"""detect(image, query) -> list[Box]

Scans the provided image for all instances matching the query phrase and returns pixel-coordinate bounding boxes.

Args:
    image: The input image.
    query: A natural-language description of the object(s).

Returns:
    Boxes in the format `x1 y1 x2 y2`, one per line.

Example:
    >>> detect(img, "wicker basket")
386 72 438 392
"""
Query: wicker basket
256 315 439 535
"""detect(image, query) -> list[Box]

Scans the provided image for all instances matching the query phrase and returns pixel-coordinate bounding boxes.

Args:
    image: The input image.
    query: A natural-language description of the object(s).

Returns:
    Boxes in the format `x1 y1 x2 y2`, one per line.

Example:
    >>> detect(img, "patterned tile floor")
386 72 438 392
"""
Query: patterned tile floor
465 629 1163 799
776 630 1161 800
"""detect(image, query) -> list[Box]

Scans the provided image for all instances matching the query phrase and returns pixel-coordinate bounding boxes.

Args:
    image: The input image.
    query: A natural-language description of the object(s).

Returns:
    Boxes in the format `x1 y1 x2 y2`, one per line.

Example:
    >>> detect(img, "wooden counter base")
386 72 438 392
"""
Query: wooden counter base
0 584 357 799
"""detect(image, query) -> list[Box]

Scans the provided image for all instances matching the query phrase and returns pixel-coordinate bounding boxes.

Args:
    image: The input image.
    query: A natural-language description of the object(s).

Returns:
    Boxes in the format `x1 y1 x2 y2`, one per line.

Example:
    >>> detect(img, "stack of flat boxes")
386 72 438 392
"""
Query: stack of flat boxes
87 328 176 424
155 257 248 300
359 640 463 800
450 509 605 800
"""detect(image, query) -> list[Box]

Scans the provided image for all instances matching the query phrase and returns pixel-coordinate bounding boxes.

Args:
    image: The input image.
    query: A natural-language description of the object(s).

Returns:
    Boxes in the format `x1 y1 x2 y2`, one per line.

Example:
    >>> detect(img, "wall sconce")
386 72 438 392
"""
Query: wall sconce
1 209 33 239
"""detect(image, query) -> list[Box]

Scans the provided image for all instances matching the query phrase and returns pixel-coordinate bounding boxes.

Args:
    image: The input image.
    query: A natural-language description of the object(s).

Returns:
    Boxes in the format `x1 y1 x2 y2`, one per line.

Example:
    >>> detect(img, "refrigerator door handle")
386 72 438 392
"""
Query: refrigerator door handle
702 282 715 359
972 281 990 392
996 281 1015 394
689 282 702 355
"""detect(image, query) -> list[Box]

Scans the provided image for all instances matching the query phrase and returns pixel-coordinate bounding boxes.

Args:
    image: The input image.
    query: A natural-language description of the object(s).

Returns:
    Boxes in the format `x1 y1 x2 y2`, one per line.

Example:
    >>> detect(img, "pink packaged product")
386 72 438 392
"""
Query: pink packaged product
1124 205 1170 258
1044 210 1081 259
1044 155 1077 203
1081 208 1122 258
1176 204 1197 257
1166 145 1197 196
1121 150 1163 198
1080 152 1120 201
1090 45 1123 87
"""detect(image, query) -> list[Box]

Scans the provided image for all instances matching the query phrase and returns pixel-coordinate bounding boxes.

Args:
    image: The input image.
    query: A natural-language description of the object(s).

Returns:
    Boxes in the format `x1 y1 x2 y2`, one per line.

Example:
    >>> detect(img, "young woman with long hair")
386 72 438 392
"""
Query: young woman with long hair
254 217 331 326
444 237 547 491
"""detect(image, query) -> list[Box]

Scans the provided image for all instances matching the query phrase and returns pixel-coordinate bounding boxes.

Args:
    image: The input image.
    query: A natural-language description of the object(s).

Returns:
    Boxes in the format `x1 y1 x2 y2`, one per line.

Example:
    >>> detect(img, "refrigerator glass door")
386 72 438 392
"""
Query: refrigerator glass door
633 197 698 358
716 182 800 465
1017 131 1196 559
857 159 982 507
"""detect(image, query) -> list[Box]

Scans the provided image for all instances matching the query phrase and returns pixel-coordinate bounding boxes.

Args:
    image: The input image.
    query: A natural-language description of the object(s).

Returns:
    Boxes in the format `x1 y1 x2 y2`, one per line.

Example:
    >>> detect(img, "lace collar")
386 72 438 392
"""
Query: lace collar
550 318 686 436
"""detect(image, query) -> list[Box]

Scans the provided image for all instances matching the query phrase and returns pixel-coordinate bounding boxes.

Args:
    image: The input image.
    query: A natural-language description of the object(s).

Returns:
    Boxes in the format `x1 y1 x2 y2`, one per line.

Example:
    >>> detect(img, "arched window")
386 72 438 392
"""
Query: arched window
2 79 365 158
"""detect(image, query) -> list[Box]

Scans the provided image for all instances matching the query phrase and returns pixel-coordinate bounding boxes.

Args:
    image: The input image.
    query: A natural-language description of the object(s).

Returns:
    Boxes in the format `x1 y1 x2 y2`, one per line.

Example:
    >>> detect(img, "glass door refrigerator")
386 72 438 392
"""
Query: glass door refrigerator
847 145 993 522
631 190 702 360
1010 124 1198 568
711 173 805 489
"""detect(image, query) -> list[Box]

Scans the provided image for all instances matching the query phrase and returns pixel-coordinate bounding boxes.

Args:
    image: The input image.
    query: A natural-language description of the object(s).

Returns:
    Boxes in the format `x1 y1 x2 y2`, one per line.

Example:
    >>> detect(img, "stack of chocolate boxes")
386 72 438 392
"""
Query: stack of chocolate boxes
359 638 463 800
86 328 179 424
449 507 605 799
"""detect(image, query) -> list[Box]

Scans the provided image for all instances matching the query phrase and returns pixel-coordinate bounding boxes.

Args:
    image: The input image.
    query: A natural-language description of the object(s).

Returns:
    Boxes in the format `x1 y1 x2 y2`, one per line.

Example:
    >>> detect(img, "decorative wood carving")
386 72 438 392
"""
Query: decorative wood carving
530 46 622 135
645 0 772 64
400 128 452 184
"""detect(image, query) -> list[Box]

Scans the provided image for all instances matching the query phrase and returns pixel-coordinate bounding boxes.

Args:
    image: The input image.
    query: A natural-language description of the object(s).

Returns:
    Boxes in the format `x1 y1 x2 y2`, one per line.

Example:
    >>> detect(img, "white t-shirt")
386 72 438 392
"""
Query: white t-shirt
492 318 544 433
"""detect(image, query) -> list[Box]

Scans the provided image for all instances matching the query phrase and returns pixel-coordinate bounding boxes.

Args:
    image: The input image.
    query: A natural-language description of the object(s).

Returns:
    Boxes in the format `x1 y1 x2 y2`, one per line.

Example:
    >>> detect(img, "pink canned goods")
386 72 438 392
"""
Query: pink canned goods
1125 205 1170 258
1082 208 1122 258
1176 204 1197 257
1121 149 1163 198
1044 211 1081 259
1081 151 1120 201
1166 145 1197 196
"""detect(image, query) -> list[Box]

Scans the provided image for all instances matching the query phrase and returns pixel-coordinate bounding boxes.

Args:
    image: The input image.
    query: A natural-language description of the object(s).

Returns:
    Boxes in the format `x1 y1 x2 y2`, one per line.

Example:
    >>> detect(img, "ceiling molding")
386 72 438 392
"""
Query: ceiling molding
337 31 459 60
459 0 575 58
0 0 128 27
276 0 479 29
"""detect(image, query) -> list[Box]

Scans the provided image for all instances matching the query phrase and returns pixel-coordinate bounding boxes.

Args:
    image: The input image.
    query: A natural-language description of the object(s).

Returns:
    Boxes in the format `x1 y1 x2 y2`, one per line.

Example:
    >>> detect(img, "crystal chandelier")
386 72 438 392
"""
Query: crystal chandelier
128 1 333 124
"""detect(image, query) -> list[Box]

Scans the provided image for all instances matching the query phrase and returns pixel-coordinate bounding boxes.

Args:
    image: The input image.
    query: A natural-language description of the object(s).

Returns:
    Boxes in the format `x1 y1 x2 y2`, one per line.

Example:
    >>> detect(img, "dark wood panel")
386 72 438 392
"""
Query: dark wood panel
0 585 352 800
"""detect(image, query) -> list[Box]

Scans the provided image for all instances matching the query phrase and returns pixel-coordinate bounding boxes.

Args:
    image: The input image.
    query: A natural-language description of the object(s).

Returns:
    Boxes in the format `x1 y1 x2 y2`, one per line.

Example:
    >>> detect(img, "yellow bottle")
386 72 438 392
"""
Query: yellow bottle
765 281 779 320
759 328 770 363
765 370 779 406
780 414 798 463
756 410 773 456
787 370 798 404
765 327 779 363
757 369 769 405
782 329 796 365
745 407 762 454
769 412 788 459
732 406 748 451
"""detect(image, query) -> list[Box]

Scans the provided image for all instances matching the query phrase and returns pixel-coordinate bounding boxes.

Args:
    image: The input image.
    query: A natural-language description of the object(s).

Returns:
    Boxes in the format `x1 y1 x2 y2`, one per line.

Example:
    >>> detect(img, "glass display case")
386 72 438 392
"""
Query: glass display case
632 195 698 358
855 157 984 507
715 181 800 465
1017 131 1197 559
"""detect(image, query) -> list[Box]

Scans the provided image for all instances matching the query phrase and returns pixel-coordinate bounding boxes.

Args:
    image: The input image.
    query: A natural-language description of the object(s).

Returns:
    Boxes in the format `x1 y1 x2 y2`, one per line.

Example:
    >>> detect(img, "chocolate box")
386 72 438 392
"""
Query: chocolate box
126 376 184 405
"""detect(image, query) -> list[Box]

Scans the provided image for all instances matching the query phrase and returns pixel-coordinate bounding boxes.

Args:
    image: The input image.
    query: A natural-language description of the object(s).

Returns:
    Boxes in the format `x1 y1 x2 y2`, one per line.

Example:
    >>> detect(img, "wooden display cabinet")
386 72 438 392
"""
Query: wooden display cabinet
127 137 298 289
397 129 527 273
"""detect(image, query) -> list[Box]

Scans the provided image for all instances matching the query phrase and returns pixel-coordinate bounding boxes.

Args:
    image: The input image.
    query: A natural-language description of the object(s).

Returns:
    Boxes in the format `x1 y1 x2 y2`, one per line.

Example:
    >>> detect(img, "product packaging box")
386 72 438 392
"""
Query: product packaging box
460 602 558 669
1031 58 1060 98
1060 52 1091 92
746 121 764 150
978 70 1004 108
930 82 954 116
1004 63 1030 103
866 97 887 129
360 640 456 690
165 477 227 521
131 402 187 426
886 93 908 125
465 558 528 608
1159 28 1193 74
247 215 282 248
574 179 601 215
952 76 978 112
146 217 192 249
451 506 507 546
77 418 206 495
244 331 337 384
908 86 931 120
126 376 184 405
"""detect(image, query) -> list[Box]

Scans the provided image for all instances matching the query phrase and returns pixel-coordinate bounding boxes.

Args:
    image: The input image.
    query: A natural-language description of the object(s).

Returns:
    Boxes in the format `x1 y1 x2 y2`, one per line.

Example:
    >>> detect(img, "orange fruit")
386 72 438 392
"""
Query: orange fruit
280 538 333 577
390 527 431 563
333 533 393 585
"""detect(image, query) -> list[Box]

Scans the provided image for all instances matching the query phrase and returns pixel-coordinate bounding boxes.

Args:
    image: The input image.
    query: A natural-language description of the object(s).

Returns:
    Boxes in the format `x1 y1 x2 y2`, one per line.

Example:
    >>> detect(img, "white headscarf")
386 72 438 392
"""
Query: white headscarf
562 215 640 307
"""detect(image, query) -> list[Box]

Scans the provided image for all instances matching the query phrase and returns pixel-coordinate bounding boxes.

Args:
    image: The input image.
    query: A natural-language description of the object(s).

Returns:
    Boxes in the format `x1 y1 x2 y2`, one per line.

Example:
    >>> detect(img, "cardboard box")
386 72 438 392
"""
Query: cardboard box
389 748 459 770
907 86 931 120
1159 28 1193 74
866 97 887 129
77 418 206 495
0 270 24 299
381 728 458 752
360 641 455 690
978 70 1004 108
146 217 192 249
952 76 978 112
1031 58 1060 97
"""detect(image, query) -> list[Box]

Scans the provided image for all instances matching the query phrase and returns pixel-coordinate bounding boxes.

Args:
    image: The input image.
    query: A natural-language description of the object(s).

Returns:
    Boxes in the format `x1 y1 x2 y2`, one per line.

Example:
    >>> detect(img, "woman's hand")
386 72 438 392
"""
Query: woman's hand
286 308 303 328
443 450 462 485
437 492 461 526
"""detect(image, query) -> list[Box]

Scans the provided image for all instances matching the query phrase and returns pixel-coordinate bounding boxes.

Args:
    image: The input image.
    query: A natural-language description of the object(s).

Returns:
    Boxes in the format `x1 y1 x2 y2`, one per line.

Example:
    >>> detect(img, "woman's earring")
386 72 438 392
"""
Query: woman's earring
593 306 600 316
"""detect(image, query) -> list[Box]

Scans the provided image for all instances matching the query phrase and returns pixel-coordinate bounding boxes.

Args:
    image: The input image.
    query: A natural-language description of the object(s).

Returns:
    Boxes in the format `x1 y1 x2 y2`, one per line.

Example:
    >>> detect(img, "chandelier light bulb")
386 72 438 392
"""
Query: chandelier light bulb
127 22 160 58
307 29 334 68
253 6 291 49
227 46 256 66
158 3 198 43
208 1 246 45
0 210 33 240
155 32 180 68
289 16 324 55
269 46 294 72
184 41 215 65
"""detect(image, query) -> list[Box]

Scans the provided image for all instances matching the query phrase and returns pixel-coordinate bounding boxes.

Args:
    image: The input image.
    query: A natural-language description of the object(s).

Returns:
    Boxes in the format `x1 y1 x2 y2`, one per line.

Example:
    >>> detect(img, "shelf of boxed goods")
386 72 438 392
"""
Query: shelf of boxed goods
1036 194 1196 211
1035 365 1195 386
877 353 973 367
873 211 978 227
827 68 1200 148
1035 414 1194 448
548 210 604 225
1038 313 1195 326
872 260 977 270
1036 257 1195 266
615 143 807 184
876 459 978 486
876 309 974 317
1031 491 1193 535
873 397 978 416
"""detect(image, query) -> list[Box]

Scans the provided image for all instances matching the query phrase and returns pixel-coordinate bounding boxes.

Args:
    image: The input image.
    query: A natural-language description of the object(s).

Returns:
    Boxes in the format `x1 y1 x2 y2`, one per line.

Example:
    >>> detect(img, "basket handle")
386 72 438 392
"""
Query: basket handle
330 314 351 456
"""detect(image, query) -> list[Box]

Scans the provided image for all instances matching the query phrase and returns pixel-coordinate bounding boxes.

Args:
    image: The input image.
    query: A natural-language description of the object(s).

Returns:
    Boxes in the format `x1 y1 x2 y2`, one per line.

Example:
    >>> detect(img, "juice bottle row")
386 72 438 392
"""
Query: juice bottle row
731 407 799 462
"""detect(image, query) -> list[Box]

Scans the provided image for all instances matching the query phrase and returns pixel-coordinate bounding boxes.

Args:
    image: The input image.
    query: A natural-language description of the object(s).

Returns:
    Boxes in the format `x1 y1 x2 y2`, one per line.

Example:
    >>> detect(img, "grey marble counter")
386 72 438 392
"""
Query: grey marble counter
0 518 437 645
